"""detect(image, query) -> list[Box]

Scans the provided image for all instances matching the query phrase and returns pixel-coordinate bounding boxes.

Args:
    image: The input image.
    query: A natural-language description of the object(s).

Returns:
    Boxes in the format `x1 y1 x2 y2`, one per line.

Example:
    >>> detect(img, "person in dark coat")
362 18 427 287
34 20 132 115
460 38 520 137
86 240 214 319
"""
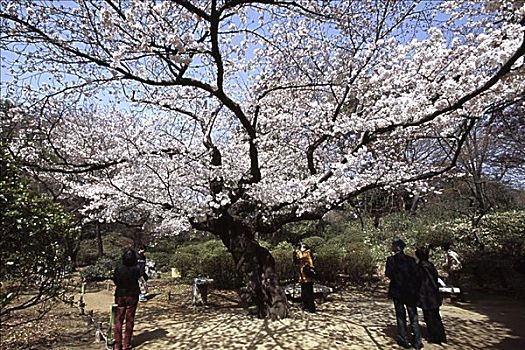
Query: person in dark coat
385 239 423 349
112 249 141 350
416 247 447 344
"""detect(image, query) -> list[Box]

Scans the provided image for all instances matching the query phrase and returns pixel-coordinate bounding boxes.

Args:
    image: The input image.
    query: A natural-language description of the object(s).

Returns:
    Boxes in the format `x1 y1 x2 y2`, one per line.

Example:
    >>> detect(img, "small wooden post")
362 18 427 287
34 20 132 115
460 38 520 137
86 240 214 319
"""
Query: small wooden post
79 282 86 315
107 304 117 347
94 322 103 343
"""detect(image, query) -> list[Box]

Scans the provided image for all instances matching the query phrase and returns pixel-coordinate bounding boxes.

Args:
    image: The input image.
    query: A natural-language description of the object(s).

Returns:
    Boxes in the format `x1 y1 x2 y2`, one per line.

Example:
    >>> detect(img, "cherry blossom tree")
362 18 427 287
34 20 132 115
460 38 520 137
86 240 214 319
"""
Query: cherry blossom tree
1 0 524 318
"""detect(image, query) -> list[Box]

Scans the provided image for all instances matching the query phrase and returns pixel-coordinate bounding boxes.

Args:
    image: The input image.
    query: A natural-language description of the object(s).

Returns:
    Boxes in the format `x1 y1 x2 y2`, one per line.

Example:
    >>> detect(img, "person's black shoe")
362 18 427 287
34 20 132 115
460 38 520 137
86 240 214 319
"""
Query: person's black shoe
396 340 411 349
412 342 424 349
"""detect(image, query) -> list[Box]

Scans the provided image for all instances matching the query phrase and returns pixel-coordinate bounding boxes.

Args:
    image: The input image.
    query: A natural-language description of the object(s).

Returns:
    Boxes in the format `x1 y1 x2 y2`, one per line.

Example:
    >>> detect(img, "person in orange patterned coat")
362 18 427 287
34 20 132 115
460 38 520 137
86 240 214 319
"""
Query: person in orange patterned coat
295 243 317 312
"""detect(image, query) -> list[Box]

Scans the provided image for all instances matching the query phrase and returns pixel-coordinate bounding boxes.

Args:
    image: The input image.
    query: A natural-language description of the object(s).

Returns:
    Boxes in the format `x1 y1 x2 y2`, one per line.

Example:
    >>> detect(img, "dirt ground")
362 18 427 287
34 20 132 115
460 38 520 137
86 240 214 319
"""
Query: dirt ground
2 280 524 350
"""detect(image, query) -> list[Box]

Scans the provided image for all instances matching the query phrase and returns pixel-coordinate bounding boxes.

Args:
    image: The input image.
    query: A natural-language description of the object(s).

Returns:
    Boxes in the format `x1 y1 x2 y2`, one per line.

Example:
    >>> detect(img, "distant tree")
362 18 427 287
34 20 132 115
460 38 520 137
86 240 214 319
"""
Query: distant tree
357 98 525 229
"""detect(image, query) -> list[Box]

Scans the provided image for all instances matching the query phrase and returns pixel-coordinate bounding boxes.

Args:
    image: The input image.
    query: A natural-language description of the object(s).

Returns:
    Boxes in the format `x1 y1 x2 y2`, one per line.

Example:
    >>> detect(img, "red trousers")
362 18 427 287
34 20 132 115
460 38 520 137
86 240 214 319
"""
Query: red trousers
113 295 138 350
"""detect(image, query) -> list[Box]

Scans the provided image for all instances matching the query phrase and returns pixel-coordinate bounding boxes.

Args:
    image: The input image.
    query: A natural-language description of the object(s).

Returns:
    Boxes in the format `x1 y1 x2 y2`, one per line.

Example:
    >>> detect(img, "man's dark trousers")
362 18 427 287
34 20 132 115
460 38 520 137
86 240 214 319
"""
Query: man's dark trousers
393 298 422 348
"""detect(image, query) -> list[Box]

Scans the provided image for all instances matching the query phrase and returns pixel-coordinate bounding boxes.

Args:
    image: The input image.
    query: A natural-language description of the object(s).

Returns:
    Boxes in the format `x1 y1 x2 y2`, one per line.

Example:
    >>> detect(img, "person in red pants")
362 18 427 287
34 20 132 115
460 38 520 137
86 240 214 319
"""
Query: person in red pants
112 249 141 350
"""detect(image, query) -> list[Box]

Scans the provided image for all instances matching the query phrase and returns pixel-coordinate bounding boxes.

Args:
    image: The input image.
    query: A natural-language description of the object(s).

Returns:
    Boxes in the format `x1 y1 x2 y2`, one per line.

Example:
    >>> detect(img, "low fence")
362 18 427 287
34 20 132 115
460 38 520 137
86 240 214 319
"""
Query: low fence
70 282 114 350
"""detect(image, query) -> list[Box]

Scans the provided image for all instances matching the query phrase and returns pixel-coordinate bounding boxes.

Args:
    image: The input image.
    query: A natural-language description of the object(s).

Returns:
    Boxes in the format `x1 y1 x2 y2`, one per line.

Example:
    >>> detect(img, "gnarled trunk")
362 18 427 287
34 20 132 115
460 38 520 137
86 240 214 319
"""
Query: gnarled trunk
216 219 288 319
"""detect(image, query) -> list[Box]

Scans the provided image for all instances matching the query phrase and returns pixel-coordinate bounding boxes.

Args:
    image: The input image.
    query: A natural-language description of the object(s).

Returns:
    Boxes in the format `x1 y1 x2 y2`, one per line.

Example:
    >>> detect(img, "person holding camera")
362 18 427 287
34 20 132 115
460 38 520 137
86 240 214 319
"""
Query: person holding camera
295 243 317 313
112 249 141 350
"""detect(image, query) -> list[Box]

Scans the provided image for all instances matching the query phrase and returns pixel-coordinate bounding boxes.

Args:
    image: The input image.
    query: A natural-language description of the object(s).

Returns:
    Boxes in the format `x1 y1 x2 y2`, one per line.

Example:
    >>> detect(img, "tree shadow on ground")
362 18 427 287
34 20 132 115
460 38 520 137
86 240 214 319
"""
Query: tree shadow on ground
145 293 161 301
382 324 397 342
133 328 169 347
445 292 525 350
0 305 102 350
381 324 443 347
82 284 525 350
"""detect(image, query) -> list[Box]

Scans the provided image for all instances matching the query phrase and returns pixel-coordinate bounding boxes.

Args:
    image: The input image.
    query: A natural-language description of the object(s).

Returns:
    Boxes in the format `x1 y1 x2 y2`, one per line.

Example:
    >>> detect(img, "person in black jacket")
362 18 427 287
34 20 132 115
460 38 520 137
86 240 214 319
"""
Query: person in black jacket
112 249 141 350
385 239 423 349
416 247 447 344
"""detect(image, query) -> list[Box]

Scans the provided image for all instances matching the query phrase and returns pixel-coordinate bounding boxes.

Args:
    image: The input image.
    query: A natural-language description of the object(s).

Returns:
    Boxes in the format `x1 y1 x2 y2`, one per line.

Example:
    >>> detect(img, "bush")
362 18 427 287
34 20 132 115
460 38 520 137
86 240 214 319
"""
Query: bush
302 236 325 251
476 210 525 255
262 232 380 285
419 210 525 258
415 227 454 251
315 243 344 284
80 255 119 282
147 252 171 273
200 250 241 289
272 244 295 282
76 244 99 267
172 251 196 278
171 240 242 289
257 239 272 250
343 242 376 281
76 233 133 267
276 221 319 245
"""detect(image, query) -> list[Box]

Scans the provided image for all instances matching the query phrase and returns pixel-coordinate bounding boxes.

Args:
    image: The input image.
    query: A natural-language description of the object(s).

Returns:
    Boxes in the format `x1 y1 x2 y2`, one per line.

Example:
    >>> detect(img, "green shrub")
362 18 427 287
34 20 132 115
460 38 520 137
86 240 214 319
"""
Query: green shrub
149 238 180 253
76 233 133 267
302 236 325 251
80 255 119 281
277 221 319 245
326 234 354 247
272 247 295 282
420 210 525 257
476 210 525 255
200 250 241 289
172 251 197 278
257 239 272 250
200 239 225 252
76 245 99 267
171 240 242 289
147 252 171 273
315 243 344 284
415 227 454 251
343 242 376 281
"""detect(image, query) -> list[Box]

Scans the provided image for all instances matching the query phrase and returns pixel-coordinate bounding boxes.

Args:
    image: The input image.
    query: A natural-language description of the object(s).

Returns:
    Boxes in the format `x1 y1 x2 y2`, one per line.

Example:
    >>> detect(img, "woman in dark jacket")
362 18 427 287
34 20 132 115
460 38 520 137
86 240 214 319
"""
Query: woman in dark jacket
112 249 141 350
416 247 447 344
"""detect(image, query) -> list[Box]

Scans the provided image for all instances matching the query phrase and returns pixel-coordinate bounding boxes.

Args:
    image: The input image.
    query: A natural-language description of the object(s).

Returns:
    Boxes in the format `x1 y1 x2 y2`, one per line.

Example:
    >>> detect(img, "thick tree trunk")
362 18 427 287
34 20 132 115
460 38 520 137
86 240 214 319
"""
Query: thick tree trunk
216 220 288 319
